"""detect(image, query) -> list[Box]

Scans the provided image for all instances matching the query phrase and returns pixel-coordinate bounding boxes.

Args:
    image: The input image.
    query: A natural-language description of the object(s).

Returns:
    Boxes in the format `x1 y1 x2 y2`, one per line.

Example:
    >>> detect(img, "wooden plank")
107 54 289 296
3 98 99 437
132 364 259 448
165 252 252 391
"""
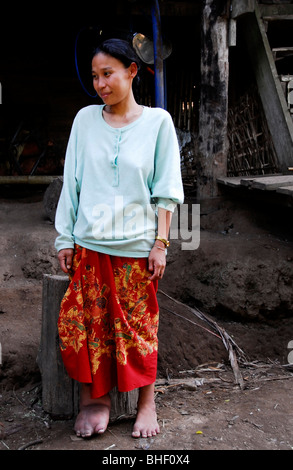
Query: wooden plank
272 48 293 53
217 176 254 187
263 16 293 22
246 175 293 190
218 174 283 188
276 185 293 196
0 175 61 185
239 178 257 187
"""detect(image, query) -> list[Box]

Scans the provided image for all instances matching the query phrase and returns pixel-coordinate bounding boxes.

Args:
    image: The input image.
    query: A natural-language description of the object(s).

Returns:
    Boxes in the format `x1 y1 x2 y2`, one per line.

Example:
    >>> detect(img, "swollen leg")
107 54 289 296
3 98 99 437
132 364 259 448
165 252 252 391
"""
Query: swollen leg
74 384 111 438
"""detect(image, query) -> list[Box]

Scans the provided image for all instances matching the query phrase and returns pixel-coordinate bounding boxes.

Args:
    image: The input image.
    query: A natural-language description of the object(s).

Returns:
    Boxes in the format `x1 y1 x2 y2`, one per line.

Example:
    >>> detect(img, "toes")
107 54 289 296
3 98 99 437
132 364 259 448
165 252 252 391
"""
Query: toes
132 428 159 438
81 431 93 438
82 427 94 438
75 425 94 438
74 403 110 439
94 425 106 435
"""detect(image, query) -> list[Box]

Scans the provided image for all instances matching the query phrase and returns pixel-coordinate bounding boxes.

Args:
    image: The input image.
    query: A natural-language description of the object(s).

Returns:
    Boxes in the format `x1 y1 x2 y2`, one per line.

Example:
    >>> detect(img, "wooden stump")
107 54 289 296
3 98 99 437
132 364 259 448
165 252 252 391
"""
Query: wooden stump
38 274 138 420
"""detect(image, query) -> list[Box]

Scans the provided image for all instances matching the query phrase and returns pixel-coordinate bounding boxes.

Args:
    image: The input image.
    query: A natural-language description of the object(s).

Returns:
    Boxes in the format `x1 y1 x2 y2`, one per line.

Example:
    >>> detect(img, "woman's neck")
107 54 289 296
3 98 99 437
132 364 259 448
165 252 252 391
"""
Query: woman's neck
103 98 143 128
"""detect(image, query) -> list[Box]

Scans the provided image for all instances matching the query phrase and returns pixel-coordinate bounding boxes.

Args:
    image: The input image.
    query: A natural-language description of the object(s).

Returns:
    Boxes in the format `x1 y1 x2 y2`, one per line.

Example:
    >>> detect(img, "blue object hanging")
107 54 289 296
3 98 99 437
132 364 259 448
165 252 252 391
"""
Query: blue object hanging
151 0 166 109
75 27 98 98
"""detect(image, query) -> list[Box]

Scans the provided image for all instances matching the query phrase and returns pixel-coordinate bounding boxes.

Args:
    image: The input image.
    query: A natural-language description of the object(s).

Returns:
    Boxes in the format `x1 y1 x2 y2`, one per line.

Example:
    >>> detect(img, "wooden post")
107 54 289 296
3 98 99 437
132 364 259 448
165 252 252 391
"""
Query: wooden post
197 0 229 200
38 274 138 420
38 274 78 418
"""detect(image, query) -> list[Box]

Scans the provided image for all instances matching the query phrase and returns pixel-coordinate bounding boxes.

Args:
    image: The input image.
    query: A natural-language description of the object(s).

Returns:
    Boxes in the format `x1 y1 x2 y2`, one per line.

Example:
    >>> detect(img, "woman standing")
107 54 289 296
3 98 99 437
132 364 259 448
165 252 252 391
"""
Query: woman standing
55 38 184 439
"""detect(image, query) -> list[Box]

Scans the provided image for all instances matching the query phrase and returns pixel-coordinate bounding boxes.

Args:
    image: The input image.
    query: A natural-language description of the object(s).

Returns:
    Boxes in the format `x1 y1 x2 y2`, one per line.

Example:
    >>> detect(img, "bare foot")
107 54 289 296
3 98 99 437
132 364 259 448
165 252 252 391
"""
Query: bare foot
74 384 111 438
132 384 160 438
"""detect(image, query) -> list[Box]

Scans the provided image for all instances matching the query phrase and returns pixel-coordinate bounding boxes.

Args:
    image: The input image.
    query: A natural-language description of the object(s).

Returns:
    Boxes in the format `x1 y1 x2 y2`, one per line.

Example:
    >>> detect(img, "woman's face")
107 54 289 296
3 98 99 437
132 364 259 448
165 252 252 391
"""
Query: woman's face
92 52 137 106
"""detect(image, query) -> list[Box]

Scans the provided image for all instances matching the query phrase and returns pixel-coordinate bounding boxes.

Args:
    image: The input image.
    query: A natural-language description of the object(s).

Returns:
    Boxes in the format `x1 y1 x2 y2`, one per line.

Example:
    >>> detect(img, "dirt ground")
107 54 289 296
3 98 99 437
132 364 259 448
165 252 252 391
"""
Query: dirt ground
0 187 293 452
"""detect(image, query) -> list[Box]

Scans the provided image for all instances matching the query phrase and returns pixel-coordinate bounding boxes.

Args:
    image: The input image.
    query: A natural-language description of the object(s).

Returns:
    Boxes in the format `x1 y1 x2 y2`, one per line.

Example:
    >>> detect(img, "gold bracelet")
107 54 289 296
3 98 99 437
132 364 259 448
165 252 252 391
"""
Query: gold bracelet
155 235 170 247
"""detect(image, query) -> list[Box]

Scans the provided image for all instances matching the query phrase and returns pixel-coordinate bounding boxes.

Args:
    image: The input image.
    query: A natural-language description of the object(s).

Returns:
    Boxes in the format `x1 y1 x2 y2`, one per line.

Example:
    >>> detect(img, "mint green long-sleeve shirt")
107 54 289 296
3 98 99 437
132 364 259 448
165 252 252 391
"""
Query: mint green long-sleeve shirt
55 104 184 257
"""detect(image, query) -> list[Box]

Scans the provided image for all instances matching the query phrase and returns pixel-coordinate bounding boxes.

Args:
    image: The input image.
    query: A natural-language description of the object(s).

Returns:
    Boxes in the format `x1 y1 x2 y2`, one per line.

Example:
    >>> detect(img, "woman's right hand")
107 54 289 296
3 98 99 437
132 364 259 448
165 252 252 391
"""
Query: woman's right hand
58 248 74 274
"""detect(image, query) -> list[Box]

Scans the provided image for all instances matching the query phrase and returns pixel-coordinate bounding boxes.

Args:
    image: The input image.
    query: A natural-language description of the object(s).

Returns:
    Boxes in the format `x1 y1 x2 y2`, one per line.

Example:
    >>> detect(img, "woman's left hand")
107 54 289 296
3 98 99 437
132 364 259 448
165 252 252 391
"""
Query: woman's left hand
148 245 166 281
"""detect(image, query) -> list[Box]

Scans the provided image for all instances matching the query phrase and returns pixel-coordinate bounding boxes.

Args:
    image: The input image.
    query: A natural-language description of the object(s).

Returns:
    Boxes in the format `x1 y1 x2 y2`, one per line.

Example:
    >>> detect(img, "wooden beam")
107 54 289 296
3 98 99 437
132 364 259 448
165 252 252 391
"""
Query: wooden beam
263 16 293 22
259 4 293 18
232 2 293 20
0 175 61 185
231 0 255 19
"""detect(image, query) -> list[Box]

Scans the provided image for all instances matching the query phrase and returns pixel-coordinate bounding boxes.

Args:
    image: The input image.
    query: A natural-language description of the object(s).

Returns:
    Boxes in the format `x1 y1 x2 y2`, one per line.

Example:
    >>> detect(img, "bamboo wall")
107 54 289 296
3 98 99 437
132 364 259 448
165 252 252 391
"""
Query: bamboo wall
227 86 280 176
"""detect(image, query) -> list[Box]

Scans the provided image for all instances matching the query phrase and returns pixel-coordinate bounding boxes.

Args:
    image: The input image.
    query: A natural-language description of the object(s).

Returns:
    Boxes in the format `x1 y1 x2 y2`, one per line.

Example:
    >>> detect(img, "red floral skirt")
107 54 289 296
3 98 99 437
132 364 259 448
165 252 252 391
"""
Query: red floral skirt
58 245 159 398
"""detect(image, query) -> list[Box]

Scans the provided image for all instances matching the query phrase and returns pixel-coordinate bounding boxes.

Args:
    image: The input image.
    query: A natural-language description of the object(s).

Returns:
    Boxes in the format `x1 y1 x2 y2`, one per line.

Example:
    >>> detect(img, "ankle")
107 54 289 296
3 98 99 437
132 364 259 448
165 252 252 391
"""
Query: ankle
80 385 111 408
137 383 156 409
138 396 155 409
137 395 156 414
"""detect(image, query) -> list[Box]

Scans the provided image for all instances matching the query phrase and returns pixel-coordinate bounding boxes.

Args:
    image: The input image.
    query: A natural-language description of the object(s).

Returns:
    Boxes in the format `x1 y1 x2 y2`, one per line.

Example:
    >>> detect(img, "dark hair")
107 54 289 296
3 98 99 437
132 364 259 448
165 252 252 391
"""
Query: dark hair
93 38 142 99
